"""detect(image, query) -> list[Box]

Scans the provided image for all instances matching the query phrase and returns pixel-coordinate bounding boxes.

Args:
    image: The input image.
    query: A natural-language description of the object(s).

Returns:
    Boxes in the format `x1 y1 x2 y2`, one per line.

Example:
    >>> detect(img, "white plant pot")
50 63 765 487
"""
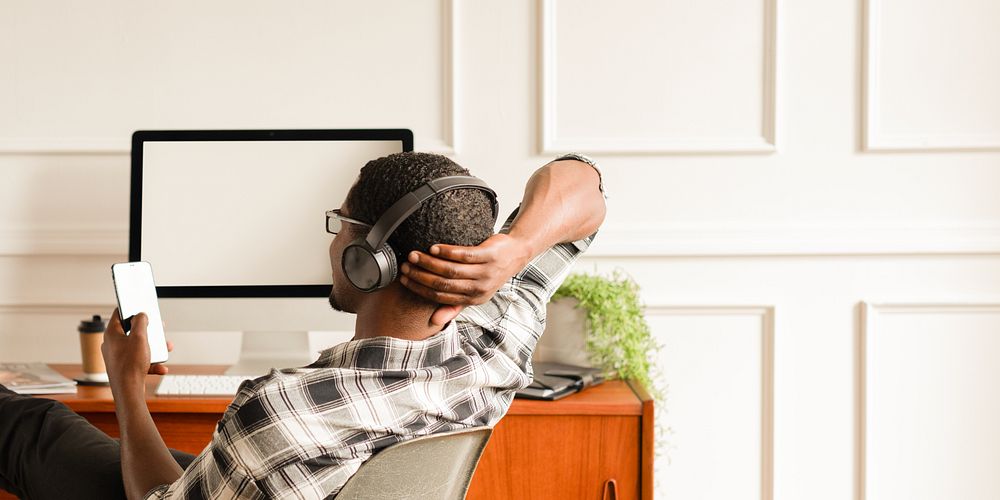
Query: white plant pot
533 297 592 367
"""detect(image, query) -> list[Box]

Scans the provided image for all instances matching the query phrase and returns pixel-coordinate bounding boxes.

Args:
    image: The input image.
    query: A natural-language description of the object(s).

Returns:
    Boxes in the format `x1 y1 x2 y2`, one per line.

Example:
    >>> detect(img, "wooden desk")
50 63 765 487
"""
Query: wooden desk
6 365 653 500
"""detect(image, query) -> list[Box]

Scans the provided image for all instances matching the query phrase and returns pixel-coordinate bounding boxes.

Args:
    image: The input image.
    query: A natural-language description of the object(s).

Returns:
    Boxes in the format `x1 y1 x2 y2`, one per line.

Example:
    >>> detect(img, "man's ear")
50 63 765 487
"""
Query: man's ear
429 305 464 329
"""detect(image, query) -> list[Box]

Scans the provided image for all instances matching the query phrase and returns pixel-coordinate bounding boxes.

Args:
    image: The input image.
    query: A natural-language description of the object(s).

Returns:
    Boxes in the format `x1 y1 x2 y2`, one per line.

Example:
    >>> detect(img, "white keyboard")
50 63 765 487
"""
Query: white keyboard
155 375 254 396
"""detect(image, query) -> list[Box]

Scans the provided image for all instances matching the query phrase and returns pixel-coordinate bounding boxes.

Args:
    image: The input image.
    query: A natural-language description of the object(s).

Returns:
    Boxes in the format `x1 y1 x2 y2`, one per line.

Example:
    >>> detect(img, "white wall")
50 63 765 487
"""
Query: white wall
3 1 1000 499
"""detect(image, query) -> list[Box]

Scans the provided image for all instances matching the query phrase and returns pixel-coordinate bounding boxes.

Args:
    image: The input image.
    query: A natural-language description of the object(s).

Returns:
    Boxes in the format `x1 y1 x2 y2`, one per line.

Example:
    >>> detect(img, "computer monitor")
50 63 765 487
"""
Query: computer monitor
130 129 413 374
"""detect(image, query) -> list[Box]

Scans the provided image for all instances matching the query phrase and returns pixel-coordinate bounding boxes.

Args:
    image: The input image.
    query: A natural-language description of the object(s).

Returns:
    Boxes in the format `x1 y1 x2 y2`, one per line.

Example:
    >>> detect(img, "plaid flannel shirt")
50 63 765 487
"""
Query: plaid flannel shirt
145 212 597 499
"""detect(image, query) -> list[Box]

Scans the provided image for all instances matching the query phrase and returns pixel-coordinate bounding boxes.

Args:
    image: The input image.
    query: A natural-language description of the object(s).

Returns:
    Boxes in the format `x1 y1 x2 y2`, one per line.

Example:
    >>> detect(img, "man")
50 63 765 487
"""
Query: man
0 152 605 499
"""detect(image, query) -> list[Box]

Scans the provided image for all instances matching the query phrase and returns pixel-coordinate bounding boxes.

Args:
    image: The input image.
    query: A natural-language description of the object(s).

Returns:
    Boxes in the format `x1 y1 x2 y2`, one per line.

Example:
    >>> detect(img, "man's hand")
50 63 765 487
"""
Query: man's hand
401 158 604 329
104 309 183 498
102 309 172 390
400 233 532 323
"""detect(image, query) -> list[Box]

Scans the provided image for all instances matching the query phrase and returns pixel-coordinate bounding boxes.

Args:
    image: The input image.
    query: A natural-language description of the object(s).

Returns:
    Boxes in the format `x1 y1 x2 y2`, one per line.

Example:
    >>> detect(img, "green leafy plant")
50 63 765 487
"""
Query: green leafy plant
553 270 662 398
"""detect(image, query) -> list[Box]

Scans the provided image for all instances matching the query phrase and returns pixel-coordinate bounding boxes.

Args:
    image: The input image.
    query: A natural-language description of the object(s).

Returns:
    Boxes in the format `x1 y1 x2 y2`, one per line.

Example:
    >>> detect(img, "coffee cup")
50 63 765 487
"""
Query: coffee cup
78 315 108 383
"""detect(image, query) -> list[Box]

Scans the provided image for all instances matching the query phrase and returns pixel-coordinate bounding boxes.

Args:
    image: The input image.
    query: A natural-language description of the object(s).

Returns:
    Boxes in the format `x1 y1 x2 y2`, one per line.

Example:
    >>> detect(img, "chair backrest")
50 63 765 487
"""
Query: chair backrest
335 427 493 500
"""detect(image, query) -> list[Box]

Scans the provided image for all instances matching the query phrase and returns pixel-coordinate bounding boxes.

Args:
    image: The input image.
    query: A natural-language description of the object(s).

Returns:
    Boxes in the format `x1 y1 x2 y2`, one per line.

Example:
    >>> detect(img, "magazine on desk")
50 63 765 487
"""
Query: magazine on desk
0 362 77 394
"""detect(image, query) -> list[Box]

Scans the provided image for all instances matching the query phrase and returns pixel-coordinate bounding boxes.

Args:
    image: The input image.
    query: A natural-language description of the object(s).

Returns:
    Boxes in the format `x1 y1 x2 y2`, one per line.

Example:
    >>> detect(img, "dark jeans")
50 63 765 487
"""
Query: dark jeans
0 385 196 500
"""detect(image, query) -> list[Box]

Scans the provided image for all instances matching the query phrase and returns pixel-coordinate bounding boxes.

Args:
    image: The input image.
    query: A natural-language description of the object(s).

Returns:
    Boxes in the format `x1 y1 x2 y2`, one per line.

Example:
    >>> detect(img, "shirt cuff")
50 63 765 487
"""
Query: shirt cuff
143 484 169 499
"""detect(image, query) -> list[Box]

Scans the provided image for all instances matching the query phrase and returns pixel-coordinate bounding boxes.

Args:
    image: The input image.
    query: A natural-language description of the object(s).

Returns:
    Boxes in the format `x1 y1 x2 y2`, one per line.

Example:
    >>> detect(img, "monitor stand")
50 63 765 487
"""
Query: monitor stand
225 331 317 376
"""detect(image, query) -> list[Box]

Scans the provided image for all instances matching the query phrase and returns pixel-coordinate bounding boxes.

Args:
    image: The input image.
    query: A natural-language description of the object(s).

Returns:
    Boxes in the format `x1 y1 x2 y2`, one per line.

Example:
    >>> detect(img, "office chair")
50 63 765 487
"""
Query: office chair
335 427 493 500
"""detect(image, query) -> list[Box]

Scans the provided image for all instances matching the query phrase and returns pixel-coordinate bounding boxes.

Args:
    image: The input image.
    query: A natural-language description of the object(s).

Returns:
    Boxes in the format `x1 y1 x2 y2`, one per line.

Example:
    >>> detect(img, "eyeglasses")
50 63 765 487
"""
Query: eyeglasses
326 209 371 235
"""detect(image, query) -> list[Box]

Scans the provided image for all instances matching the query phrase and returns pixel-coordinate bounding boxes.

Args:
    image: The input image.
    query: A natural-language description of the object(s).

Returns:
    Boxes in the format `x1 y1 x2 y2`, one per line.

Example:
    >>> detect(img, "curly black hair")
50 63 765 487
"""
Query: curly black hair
344 152 496 270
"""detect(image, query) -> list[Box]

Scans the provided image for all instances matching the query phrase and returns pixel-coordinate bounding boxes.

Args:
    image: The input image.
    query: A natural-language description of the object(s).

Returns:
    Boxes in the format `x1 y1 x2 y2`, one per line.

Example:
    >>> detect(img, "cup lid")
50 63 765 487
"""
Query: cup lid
79 315 106 333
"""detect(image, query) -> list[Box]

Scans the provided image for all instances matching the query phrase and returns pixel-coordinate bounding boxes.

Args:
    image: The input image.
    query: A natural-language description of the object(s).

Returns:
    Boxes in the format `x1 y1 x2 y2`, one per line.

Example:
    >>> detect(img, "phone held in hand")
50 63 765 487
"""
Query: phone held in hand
111 261 169 364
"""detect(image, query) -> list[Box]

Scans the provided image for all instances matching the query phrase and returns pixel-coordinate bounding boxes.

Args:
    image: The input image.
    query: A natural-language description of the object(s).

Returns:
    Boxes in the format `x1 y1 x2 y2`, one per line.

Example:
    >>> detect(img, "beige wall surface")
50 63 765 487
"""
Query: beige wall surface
3 1 1000 499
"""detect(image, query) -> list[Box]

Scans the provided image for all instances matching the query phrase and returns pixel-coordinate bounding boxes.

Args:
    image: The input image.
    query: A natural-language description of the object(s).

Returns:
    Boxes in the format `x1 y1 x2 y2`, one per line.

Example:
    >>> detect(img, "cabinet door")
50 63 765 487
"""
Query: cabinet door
467 415 640 500
81 412 220 455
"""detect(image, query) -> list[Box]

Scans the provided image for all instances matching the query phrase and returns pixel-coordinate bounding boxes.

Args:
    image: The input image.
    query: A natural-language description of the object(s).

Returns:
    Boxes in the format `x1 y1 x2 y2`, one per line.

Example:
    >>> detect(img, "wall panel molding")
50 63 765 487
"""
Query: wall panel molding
0 138 128 155
587 223 1000 257
0 228 128 256
858 301 1000 500
8 222 1000 257
422 0 459 155
0 303 116 315
0 0 459 156
646 304 775 500
539 0 779 154
862 0 1000 152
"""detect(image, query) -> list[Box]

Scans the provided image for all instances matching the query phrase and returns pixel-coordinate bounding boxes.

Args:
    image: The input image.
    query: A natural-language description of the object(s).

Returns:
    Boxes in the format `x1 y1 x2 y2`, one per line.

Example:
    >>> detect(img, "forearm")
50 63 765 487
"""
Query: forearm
507 159 606 257
112 381 182 499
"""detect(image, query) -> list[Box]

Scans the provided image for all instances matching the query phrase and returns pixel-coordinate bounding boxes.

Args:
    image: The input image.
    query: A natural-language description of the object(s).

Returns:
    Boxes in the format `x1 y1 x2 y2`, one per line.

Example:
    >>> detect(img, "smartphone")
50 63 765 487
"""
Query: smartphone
111 261 169 364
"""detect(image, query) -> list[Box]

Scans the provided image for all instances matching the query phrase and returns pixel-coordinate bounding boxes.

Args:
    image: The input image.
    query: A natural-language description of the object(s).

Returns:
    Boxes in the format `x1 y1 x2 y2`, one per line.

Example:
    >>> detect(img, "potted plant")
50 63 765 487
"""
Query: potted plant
536 270 662 399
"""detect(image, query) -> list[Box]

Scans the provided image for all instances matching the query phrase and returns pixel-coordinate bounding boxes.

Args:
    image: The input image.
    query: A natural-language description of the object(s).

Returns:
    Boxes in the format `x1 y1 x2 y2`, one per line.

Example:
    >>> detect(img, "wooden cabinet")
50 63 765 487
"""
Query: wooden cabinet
467 380 654 500
0 365 652 500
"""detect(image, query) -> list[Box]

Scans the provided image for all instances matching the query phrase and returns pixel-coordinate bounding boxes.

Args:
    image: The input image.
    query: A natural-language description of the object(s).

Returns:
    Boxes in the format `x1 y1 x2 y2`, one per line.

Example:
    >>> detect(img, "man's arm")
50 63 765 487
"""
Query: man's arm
400 158 605 307
102 311 183 499
507 157 606 257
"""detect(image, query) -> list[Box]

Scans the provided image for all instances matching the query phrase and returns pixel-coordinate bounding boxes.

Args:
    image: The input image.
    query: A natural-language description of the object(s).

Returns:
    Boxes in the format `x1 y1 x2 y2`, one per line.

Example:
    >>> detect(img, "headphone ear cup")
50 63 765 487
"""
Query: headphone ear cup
343 241 382 291
342 241 399 292
375 244 398 288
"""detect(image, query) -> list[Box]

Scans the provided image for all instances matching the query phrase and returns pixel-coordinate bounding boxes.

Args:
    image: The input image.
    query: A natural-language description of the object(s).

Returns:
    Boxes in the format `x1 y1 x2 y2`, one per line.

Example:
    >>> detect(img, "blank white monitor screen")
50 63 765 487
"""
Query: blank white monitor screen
138 136 404 290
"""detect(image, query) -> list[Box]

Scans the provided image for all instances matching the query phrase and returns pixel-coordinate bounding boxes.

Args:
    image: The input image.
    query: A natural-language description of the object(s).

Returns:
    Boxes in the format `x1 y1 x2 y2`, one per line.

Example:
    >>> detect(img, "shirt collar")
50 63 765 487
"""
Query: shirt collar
309 321 463 371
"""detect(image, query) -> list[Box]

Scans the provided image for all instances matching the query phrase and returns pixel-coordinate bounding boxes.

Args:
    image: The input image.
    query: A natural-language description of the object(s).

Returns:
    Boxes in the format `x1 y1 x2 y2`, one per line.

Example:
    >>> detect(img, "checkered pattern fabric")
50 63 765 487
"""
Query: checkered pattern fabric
145 216 596 499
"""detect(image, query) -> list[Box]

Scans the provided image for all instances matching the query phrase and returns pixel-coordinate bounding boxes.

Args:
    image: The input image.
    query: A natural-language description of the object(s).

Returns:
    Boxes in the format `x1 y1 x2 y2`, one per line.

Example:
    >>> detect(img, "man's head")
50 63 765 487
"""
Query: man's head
329 152 495 313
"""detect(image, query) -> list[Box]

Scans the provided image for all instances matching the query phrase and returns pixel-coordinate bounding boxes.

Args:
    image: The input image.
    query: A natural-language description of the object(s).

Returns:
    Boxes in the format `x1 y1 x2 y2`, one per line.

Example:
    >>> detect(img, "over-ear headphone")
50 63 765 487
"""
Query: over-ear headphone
342 175 499 292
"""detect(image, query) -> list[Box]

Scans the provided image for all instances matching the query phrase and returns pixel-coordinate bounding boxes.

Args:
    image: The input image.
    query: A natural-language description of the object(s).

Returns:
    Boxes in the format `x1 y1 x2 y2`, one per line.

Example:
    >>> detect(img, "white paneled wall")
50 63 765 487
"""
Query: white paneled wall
648 306 773 500
541 0 777 153
861 303 1000 500
0 1 454 153
2 1 1000 499
865 0 1000 150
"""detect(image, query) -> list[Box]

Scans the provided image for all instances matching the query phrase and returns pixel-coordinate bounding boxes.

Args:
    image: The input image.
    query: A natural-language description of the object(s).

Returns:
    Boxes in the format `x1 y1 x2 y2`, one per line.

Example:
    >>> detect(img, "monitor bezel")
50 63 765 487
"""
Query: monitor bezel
130 128 414 298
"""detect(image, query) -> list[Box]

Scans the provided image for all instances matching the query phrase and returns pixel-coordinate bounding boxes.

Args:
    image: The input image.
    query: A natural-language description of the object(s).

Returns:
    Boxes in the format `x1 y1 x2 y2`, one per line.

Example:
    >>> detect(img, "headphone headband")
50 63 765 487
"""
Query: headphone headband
363 175 499 250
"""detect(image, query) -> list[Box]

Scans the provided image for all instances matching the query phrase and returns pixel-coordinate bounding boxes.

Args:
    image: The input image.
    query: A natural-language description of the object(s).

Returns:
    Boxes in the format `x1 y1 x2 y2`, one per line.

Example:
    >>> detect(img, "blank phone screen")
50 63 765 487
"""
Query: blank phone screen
112 262 169 363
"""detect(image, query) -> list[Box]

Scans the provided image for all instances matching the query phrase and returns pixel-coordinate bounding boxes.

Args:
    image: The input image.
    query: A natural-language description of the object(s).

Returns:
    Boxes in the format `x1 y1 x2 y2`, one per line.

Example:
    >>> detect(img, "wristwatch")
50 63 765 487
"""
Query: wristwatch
553 153 606 199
